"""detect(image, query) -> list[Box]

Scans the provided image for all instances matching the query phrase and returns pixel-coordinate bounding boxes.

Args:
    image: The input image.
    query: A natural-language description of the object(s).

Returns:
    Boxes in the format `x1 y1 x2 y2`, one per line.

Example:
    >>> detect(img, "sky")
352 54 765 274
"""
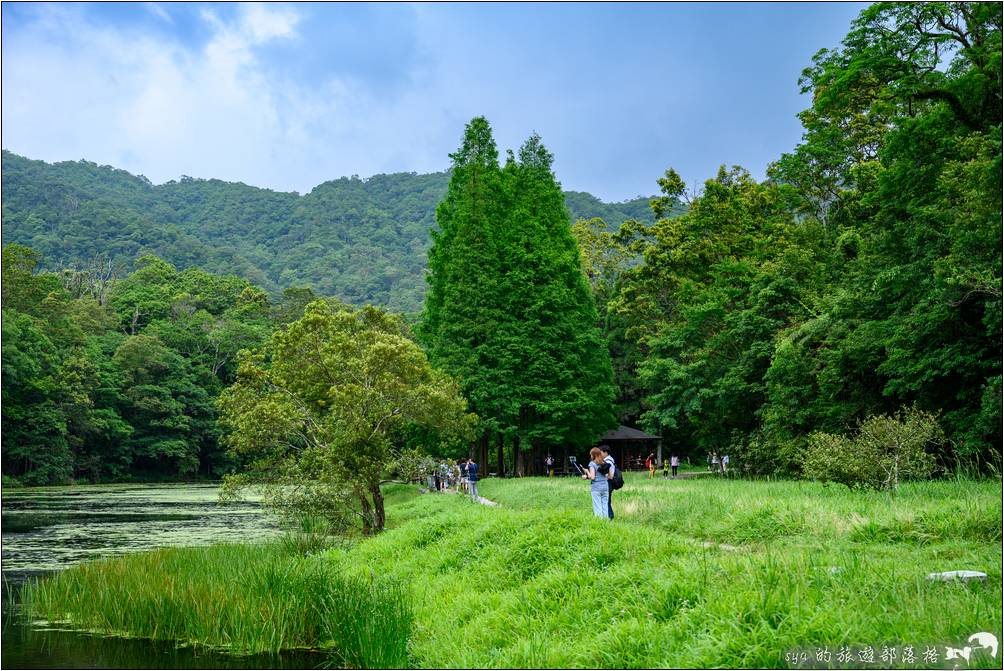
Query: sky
1 2 867 202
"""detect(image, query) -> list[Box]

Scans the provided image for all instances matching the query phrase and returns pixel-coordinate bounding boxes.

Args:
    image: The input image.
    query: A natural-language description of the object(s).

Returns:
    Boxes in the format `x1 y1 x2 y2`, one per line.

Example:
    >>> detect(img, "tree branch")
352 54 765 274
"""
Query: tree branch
912 88 981 131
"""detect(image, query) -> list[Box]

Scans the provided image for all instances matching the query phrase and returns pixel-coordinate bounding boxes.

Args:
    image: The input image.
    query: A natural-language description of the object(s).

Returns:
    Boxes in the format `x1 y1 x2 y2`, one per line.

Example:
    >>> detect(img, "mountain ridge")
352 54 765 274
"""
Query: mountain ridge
1 150 669 314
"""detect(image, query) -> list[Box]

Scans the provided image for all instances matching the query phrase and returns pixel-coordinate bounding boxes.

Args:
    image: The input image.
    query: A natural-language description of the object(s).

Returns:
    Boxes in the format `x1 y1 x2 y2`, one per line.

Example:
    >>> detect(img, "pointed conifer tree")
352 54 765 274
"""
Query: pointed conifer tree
421 119 616 473
495 135 616 471
420 117 508 438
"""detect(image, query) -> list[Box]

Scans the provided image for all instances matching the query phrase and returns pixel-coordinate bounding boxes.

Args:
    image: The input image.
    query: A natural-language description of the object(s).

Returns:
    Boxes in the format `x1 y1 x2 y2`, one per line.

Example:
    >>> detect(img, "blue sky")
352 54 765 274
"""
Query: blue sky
1 2 867 201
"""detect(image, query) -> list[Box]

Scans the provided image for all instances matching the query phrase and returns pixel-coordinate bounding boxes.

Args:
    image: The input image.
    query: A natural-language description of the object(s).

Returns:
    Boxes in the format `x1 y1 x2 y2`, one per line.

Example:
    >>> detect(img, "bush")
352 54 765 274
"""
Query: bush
802 407 941 491
730 431 803 477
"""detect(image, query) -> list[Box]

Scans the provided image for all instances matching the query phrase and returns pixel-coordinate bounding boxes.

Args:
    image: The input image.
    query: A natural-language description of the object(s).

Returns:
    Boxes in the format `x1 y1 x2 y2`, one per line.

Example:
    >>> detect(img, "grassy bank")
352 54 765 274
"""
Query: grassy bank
333 475 1002 668
23 474 1002 668
23 543 411 668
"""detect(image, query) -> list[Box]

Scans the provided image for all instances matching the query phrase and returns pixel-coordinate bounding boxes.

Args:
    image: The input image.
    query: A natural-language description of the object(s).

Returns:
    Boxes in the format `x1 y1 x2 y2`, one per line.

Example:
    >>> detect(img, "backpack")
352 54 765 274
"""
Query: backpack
609 467 624 490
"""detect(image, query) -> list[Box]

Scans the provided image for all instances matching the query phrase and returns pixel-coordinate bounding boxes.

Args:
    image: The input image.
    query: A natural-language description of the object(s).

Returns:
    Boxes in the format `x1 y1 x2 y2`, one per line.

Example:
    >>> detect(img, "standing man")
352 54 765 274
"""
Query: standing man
545 454 555 477
459 459 469 494
721 454 729 475
466 458 480 502
598 445 616 520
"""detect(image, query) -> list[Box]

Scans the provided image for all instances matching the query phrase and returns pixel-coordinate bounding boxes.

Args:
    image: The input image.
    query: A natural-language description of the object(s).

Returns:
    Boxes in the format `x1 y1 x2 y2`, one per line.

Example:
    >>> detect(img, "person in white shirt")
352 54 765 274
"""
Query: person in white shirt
598 445 616 520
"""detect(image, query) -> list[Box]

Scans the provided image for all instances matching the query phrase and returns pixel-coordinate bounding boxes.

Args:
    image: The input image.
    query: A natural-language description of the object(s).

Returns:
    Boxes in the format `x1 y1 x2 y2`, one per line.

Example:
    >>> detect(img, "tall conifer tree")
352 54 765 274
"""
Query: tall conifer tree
421 119 615 473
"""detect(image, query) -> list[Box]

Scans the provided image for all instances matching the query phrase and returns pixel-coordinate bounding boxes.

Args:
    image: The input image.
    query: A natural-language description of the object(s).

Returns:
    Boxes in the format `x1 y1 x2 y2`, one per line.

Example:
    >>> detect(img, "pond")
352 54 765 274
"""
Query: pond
1 483 329 669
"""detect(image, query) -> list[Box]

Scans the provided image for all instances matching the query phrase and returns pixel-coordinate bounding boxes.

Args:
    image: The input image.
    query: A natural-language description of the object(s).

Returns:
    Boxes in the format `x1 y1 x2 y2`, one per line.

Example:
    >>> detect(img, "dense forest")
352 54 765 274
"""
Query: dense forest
1 151 664 316
2 2 1000 486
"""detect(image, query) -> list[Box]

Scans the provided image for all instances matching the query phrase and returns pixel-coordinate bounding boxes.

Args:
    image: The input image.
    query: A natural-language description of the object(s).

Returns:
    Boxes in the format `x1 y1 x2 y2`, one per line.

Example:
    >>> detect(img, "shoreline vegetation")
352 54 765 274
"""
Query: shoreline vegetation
22 474 1003 668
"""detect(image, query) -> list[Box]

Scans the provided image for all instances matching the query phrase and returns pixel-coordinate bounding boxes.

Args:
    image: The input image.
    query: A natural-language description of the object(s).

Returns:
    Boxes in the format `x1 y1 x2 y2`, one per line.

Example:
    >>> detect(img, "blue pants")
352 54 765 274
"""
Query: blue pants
469 480 479 501
591 487 610 519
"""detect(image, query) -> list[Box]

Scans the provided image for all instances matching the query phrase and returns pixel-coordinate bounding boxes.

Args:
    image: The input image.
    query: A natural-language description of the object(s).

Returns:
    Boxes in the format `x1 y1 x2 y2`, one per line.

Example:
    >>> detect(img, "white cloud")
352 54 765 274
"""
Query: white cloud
145 3 174 25
0 3 634 197
2 4 447 193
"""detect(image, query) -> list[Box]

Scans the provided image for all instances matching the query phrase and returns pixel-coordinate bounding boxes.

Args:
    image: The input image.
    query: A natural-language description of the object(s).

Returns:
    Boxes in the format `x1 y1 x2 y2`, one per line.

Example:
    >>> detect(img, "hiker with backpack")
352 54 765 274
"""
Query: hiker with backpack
581 447 613 519
598 444 623 519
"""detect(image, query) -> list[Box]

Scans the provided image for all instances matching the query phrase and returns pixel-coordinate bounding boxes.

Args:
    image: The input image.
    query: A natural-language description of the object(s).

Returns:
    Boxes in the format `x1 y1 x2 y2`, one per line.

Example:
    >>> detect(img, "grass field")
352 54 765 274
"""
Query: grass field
24 473 1003 668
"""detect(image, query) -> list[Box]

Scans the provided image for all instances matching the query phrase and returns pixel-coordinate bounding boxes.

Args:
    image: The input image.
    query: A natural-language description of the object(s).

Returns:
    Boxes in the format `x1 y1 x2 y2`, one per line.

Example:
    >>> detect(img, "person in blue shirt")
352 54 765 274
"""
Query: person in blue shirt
581 447 612 519
466 458 479 502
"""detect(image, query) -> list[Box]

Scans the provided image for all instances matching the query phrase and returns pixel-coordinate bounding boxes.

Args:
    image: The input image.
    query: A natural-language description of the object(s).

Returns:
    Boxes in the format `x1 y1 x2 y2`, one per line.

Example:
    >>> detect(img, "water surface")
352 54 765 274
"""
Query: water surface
1 483 327 669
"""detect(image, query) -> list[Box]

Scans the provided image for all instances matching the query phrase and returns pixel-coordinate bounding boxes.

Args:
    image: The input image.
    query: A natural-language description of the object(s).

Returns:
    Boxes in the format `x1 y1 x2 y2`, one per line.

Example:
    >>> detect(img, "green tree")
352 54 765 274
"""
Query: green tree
765 1 1002 465
219 301 473 534
421 119 615 474
495 134 616 470
1 310 73 484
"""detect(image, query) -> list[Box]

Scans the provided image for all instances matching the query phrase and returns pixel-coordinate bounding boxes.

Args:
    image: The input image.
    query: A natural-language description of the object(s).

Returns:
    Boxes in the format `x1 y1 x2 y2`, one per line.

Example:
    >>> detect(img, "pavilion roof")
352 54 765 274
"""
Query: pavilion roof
598 425 661 442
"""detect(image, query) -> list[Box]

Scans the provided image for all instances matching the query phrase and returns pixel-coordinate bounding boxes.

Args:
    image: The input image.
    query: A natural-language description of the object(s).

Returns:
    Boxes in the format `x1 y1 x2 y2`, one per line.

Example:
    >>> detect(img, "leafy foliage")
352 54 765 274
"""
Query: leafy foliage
218 301 474 533
2 151 655 316
802 407 942 491
1 246 272 484
605 2 1000 469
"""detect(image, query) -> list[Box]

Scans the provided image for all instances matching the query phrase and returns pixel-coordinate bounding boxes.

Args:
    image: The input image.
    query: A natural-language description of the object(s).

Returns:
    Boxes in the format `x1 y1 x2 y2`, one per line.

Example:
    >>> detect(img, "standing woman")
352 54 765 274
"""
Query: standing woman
581 447 611 519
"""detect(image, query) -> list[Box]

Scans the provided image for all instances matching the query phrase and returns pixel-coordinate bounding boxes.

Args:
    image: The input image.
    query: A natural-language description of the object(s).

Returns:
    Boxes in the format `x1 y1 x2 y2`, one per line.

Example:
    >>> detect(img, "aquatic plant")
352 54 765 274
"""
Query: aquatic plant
22 543 412 668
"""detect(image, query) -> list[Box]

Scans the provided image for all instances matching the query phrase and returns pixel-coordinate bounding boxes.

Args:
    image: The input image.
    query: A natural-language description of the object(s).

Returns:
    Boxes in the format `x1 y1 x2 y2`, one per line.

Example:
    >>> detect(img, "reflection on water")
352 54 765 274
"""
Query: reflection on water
1 483 329 669
1 619 329 670
2 483 281 571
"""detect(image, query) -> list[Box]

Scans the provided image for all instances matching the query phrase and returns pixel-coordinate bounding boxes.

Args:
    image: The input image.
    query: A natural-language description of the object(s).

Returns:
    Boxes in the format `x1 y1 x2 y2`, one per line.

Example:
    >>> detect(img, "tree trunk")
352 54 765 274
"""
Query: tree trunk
479 433 489 475
496 432 505 477
359 490 373 535
370 483 385 533
514 435 525 477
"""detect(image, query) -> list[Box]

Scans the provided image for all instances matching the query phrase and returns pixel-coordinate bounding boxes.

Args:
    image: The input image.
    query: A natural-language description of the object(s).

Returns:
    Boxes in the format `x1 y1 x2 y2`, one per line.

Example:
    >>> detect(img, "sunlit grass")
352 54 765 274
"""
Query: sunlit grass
337 475 1002 668
21 475 1001 668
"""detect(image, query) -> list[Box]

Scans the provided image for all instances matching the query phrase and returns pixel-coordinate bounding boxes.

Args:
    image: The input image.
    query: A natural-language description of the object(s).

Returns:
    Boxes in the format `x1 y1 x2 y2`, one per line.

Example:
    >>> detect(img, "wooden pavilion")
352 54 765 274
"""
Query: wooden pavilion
596 425 663 470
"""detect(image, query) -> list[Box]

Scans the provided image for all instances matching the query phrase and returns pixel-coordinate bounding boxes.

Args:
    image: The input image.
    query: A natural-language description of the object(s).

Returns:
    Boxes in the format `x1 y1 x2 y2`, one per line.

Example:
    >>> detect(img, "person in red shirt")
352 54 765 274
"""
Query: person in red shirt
645 452 656 478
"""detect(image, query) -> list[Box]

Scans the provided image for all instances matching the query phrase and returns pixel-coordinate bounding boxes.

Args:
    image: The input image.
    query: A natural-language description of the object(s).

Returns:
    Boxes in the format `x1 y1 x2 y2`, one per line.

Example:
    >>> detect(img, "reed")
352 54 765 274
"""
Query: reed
22 543 411 668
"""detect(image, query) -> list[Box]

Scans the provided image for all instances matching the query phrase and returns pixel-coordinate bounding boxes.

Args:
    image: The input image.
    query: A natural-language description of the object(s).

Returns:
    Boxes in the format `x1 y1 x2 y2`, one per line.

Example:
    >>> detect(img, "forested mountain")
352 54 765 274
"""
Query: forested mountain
1 151 662 314
3 3 998 489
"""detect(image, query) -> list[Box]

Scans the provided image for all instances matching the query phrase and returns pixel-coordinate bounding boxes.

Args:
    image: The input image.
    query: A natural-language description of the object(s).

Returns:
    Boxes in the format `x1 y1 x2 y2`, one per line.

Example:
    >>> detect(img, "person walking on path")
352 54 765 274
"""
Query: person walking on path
545 454 555 477
721 454 729 475
582 447 611 519
670 455 680 478
710 452 720 474
466 458 480 502
599 445 616 520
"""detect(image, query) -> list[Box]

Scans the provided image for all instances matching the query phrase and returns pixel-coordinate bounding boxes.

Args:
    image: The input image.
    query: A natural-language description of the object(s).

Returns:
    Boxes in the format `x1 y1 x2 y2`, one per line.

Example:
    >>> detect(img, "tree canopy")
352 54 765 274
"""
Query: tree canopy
1 151 656 316
218 301 474 533
420 117 616 474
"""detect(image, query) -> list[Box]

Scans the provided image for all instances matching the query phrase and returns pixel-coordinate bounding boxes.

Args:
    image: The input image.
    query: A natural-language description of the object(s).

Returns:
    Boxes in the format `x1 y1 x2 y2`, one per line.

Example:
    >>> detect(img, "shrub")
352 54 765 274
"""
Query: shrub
730 431 803 477
802 407 941 491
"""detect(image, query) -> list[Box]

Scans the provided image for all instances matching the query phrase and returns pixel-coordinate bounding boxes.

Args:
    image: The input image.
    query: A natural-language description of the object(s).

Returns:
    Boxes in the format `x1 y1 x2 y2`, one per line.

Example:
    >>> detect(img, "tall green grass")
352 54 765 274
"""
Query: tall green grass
332 476 1002 668
21 475 1001 668
22 543 411 668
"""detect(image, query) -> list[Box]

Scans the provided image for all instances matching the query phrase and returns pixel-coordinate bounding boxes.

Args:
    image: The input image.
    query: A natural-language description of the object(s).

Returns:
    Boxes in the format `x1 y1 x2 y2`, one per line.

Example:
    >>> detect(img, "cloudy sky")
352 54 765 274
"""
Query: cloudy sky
2 2 866 201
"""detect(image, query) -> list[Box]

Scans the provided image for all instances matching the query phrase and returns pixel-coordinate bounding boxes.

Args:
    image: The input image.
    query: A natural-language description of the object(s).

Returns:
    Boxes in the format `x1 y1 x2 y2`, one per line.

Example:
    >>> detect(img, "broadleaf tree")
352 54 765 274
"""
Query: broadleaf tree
218 300 474 534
